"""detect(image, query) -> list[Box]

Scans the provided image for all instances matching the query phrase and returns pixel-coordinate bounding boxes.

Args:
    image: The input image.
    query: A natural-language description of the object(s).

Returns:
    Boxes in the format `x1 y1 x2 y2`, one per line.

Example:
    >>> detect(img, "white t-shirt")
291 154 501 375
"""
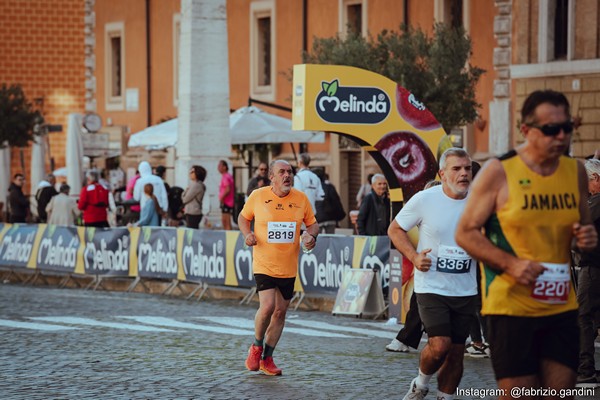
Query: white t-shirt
294 169 325 215
394 185 477 297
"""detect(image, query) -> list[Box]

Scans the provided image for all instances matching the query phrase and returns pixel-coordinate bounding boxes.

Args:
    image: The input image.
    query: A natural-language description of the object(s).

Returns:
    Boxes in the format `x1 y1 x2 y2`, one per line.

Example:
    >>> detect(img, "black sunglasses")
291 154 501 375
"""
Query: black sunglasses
527 121 574 136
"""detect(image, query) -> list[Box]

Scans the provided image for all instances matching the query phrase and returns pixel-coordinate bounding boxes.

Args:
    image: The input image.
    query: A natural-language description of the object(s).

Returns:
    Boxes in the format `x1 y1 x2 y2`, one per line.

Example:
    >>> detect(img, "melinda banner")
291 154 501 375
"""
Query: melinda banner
177 229 227 285
83 226 132 277
137 227 178 280
292 64 447 204
0 224 40 268
37 225 80 273
0 224 394 295
297 235 355 293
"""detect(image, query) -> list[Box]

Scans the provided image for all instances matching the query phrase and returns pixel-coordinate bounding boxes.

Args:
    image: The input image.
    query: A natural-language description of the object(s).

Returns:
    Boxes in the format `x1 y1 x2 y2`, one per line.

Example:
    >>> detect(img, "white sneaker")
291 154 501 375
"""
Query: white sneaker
403 377 429 400
465 342 490 358
386 338 410 352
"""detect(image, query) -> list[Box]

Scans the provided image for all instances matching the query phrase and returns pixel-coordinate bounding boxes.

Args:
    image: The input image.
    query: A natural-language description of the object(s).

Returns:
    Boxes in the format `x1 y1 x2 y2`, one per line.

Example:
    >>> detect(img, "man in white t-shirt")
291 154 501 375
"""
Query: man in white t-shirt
388 148 476 400
293 153 324 216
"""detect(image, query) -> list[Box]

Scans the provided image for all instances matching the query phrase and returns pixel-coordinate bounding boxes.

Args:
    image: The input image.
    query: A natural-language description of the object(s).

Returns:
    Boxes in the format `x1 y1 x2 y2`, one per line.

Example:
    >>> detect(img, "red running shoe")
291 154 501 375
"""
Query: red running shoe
245 345 263 371
259 356 282 376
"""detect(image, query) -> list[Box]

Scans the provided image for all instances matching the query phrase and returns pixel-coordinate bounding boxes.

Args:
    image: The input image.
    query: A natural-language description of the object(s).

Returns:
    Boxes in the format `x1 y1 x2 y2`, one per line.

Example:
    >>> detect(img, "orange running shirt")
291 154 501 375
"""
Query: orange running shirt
240 186 317 278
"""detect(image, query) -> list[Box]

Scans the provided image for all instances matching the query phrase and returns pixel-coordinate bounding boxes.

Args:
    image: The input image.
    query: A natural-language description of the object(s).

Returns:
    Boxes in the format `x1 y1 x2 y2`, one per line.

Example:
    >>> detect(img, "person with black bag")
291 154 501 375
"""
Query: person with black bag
35 173 58 223
315 170 345 234
182 165 206 229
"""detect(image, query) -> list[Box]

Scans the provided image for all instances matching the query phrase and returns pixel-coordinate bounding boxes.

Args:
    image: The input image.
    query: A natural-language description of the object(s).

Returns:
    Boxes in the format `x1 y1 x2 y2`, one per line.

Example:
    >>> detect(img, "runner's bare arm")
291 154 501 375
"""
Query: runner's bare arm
303 222 320 250
455 159 544 285
387 220 432 271
238 214 257 246
573 160 598 251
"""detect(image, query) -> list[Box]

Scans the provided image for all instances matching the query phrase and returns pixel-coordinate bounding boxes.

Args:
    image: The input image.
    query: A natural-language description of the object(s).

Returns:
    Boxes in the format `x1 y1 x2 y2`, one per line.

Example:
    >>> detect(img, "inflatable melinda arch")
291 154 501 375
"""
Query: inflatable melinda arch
292 64 450 212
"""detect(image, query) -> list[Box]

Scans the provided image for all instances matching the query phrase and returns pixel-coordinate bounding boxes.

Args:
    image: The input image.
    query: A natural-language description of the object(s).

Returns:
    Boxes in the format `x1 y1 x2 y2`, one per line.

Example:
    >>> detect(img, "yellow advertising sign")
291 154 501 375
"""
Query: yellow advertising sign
293 64 450 201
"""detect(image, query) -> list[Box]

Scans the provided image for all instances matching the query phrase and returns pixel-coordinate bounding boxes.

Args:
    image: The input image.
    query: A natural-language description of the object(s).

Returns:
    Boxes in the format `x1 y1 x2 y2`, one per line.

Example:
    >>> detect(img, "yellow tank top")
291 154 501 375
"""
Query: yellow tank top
482 151 580 316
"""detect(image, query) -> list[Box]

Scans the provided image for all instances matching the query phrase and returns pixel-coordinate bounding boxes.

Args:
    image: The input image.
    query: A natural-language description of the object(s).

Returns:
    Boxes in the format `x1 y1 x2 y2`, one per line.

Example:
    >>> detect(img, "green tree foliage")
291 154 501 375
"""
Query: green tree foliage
303 23 485 132
0 84 43 148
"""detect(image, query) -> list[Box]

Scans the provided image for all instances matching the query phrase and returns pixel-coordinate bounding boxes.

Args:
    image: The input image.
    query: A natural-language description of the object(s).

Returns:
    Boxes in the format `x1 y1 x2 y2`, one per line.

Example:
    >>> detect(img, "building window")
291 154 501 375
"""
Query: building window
340 0 367 37
173 14 181 107
257 15 271 86
250 0 275 100
105 22 125 111
553 0 569 60
435 0 464 29
539 0 574 63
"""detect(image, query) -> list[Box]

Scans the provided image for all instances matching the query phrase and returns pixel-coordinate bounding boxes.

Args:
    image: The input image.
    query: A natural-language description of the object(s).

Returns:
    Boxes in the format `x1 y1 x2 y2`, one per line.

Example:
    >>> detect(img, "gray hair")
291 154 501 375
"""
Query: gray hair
269 159 291 176
439 147 471 170
299 153 311 167
59 184 70 193
585 159 600 179
371 173 386 184
86 170 99 182
424 180 441 189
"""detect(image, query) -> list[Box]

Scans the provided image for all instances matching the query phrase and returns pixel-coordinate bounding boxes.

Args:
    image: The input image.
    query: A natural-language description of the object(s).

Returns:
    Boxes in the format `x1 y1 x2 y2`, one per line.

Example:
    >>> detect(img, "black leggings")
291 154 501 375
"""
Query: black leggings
396 291 424 349
186 214 203 229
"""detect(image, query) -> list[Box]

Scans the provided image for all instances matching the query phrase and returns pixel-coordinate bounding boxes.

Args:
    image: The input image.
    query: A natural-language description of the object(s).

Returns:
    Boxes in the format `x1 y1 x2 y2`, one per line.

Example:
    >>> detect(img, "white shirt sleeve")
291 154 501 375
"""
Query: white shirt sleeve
394 190 424 232
293 173 304 191
316 179 325 201
133 179 142 201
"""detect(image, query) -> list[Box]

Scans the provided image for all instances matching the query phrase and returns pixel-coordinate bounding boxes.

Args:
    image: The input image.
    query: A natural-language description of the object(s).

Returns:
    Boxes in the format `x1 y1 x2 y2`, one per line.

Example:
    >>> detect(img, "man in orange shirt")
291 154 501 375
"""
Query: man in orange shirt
238 159 319 376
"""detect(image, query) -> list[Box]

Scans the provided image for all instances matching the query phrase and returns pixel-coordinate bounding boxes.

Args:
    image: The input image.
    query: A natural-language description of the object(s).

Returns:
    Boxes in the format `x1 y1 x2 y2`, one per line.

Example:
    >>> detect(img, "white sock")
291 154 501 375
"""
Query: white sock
436 391 453 400
415 369 432 388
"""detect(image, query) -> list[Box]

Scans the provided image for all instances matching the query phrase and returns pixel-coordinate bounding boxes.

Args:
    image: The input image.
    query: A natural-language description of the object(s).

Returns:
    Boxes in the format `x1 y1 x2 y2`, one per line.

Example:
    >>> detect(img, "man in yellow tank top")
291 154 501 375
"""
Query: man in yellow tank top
456 90 597 397
238 159 319 376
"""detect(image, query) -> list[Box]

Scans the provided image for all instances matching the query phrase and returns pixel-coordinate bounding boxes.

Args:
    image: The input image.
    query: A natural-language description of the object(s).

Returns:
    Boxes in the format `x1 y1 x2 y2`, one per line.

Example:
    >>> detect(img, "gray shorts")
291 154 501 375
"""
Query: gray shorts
416 293 477 344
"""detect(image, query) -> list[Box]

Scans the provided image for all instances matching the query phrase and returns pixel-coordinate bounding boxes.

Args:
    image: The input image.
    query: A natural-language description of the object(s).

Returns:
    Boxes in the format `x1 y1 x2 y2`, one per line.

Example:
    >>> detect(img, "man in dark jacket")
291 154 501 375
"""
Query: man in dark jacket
8 173 29 223
36 174 58 223
246 162 271 197
357 173 390 236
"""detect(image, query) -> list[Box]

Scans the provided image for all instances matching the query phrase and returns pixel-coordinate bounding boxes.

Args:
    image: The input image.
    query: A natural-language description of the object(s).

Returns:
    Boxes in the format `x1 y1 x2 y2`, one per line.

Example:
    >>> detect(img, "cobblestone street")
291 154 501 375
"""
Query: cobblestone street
0 283 598 400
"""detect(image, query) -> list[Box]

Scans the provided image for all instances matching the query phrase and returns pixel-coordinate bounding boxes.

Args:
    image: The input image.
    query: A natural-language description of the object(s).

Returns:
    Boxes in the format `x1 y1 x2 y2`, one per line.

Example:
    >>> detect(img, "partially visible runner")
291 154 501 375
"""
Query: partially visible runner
388 148 475 400
386 179 440 354
575 158 600 386
455 90 597 398
238 159 319 376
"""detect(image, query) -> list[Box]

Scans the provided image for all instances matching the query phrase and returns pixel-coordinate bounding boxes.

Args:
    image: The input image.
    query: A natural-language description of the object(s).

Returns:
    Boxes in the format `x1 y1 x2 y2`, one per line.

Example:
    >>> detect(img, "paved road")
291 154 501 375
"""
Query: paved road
0 283 598 399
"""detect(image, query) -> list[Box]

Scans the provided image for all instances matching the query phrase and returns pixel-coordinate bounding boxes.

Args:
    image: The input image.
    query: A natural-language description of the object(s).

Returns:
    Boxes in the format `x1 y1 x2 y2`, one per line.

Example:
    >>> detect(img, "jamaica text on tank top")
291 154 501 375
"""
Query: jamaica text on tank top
482 151 580 317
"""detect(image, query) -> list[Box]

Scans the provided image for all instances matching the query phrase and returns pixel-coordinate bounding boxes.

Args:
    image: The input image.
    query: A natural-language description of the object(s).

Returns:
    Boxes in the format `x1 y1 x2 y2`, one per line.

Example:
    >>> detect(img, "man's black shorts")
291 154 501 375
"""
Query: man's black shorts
221 204 234 214
254 274 296 300
487 311 579 379
416 293 476 344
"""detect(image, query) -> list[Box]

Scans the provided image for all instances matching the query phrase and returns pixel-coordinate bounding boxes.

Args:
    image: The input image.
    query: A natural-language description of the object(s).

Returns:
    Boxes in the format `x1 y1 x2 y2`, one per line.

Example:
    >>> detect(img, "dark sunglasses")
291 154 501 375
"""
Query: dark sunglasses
527 121 574 136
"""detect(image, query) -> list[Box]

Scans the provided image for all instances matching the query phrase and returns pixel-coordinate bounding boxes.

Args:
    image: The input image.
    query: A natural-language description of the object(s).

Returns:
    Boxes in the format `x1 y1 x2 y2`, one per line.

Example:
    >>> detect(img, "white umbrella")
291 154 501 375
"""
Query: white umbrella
127 106 325 149
30 134 47 194
66 114 84 196
52 167 67 177
229 106 325 144
128 118 178 150
0 144 10 208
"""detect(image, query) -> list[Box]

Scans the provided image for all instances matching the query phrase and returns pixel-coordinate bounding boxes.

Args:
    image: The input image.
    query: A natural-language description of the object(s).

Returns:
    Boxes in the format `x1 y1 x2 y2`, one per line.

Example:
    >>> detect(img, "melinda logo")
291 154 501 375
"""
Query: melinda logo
316 79 390 124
